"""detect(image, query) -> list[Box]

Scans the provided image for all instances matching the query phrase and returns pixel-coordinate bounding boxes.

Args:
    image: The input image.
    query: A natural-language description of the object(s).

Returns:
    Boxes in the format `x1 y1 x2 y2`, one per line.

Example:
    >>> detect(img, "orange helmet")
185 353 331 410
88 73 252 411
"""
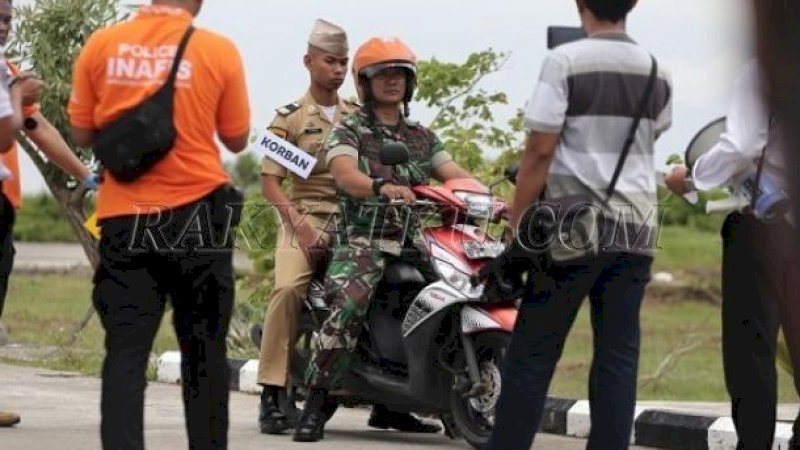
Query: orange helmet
353 36 417 79
353 37 417 107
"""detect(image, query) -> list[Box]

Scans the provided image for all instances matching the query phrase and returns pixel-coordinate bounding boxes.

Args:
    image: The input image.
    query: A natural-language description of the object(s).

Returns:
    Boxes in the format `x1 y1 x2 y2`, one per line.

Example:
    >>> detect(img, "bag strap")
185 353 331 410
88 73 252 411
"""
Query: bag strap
750 148 767 210
748 116 774 210
605 55 659 200
165 26 195 88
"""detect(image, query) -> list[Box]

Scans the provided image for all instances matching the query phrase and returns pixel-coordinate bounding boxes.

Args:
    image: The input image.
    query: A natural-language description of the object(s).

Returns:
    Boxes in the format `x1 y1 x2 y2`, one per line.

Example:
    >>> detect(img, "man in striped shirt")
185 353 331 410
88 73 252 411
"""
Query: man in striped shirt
487 1 672 449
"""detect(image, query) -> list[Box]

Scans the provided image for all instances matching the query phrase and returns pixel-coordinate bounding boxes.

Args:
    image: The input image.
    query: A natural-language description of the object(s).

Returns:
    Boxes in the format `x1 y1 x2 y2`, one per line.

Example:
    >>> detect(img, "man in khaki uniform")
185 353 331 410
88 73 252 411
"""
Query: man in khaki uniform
257 19 441 436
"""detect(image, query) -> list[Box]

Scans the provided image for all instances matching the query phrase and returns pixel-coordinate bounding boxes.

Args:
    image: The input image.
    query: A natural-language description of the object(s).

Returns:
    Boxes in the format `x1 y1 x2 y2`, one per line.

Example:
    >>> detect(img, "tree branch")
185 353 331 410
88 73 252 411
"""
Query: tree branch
17 136 100 347
638 339 706 388
428 53 511 128
638 316 716 389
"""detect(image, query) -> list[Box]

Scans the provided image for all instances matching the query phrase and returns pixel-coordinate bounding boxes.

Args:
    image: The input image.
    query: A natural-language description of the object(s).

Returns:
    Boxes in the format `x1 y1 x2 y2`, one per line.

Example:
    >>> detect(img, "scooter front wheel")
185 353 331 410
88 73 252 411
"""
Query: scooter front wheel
450 331 510 449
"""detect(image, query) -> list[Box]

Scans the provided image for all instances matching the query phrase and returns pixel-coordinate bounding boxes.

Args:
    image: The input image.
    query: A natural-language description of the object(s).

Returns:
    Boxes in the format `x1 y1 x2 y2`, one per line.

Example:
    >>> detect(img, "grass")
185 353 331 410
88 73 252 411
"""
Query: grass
0 272 180 376
13 194 79 242
0 224 796 404
549 297 798 402
652 225 723 273
545 225 796 402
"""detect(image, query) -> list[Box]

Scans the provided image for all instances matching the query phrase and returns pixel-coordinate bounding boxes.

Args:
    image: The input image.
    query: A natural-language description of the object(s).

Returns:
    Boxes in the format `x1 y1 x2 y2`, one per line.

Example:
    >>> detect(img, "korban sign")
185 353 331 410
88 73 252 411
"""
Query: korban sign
254 129 317 179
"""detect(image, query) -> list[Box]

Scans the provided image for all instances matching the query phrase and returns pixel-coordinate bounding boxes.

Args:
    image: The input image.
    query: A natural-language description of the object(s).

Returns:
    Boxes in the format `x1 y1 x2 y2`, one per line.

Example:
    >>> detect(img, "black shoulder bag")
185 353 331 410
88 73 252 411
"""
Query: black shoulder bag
93 26 196 183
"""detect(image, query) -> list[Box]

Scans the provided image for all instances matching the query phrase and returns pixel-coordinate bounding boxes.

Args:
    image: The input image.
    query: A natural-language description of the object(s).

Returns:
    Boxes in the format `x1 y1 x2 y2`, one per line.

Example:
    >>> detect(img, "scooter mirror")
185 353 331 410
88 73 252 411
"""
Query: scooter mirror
504 163 519 185
379 141 410 166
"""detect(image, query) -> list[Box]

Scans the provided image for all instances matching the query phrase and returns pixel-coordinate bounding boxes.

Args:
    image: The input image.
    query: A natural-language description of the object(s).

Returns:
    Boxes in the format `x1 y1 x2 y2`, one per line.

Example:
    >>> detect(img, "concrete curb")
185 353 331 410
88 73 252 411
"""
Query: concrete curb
156 351 794 449
536 396 793 449
156 351 257 393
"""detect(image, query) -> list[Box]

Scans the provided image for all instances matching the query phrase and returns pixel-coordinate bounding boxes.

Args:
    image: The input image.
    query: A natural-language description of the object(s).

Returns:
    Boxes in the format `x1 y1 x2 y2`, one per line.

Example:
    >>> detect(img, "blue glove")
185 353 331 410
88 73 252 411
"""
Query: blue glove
83 173 100 191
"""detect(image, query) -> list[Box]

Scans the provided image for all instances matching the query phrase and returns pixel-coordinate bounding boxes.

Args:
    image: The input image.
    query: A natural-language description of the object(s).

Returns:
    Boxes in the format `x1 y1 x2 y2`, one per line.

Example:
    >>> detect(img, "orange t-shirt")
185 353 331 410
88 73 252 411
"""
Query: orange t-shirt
68 5 251 220
1 62 40 209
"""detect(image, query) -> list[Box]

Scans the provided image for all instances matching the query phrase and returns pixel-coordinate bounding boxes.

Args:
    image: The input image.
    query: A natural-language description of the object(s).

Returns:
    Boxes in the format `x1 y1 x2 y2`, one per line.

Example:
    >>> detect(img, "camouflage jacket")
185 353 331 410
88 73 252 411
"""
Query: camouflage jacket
323 111 453 254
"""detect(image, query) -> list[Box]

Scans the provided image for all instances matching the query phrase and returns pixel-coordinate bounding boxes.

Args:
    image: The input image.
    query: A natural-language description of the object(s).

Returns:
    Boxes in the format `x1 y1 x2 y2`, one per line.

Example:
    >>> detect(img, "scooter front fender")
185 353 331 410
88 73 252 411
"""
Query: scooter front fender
460 302 517 334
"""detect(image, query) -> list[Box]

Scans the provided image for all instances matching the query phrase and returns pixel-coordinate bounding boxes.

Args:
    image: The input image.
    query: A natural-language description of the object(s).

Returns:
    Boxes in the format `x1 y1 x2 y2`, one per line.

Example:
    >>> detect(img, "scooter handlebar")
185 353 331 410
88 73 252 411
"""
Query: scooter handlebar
387 198 438 207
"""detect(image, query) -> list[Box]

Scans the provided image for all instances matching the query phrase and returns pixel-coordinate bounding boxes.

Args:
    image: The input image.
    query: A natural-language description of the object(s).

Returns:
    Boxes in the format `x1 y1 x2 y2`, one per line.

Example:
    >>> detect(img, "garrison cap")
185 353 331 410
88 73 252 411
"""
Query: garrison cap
308 19 348 56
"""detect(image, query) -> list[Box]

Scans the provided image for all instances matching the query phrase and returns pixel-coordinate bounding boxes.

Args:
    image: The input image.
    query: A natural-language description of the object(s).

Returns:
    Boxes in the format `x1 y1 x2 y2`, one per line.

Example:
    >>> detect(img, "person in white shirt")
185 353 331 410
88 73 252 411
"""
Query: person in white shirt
666 60 800 449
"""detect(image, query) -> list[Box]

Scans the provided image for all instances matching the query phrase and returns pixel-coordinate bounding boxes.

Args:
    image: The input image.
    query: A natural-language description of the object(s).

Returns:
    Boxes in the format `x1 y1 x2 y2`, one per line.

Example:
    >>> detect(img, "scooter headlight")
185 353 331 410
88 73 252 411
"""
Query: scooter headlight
454 191 494 220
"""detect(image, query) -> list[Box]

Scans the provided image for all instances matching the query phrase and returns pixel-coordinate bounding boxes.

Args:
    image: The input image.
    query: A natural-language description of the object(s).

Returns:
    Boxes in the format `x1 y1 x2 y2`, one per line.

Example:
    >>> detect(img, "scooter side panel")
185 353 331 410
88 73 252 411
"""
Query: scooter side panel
400 309 454 411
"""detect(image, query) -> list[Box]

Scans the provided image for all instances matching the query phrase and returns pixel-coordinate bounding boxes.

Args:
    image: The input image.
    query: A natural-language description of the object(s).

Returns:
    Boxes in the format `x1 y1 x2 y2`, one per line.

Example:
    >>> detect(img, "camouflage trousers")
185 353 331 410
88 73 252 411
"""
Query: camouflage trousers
305 244 386 388
305 236 439 388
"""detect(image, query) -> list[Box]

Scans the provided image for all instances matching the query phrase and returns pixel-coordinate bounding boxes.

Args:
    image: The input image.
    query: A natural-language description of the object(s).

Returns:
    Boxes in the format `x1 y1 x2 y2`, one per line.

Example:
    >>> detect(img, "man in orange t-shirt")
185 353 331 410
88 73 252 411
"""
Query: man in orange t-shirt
68 0 250 448
0 0 95 428
0 65 95 329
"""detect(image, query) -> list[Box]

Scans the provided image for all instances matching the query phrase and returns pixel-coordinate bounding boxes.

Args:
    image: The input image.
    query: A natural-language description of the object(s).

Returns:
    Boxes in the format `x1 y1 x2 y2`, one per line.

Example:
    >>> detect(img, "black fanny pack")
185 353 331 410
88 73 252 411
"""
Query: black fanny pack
93 26 195 183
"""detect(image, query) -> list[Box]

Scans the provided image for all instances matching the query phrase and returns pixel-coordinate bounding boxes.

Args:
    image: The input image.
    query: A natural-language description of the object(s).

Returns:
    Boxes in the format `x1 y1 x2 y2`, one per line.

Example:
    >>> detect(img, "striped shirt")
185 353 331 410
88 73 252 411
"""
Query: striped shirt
524 32 672 254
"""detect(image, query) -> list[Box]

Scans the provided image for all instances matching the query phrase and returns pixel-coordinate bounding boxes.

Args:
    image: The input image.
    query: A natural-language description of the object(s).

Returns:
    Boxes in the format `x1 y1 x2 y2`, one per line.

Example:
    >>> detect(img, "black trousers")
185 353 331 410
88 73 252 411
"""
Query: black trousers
0 192 15 319
721 212 800 449
93 185 241 450
486 252 653 450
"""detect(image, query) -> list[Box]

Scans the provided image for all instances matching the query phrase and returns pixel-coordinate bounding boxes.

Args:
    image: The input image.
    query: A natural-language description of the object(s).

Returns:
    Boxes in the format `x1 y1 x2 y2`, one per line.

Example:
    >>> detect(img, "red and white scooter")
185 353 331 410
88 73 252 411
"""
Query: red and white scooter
256 148 520 448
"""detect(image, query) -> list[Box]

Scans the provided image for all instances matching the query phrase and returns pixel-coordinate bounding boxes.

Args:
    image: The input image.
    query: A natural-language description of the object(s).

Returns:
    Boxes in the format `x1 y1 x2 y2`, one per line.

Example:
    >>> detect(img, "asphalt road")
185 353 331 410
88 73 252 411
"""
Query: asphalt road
0 363 661 450
13 241 254 273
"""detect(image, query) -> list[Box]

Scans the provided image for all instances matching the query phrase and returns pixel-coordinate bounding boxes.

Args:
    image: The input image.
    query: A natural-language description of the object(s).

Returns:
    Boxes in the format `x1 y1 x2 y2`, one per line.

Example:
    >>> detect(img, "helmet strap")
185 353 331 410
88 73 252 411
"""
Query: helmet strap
403 72 416 117
360 76 379 126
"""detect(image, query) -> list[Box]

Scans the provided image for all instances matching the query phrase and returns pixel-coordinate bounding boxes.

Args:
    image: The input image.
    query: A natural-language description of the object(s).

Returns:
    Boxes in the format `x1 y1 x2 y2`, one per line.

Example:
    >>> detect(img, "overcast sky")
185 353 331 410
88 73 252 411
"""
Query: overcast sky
15 0 753 193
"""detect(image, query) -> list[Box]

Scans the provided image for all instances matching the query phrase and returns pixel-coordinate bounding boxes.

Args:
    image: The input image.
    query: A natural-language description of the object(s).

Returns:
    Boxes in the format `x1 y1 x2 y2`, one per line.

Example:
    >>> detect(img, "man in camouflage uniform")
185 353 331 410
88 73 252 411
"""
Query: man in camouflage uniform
257 20 440 437
293 36 475 443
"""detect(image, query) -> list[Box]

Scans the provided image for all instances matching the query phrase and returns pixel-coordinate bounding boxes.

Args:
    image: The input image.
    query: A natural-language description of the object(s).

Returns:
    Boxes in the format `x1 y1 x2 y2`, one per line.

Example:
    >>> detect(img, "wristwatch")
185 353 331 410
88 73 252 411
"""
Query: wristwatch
372 177 387 196
23 117 38 131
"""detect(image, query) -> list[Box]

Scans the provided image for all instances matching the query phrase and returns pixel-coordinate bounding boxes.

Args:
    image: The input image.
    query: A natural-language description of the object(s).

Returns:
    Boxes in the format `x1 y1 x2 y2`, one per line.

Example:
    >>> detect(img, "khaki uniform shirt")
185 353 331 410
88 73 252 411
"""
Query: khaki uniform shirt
261 90 359 214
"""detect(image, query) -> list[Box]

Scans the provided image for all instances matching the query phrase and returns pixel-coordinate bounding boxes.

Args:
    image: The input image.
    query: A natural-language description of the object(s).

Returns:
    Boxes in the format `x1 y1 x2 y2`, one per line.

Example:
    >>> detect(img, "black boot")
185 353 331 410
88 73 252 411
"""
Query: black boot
293 388 328 442
368 404 442 433
258 385 292 434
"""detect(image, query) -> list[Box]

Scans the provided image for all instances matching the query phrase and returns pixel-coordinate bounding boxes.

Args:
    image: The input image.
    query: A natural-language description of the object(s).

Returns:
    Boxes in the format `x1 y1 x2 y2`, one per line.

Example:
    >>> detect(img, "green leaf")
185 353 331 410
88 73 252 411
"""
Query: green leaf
666 153 684 165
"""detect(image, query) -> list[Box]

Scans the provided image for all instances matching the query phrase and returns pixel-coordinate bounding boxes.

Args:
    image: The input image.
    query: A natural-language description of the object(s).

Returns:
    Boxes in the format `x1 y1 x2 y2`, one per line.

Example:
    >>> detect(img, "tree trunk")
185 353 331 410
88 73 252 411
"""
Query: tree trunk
17 137 99 344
